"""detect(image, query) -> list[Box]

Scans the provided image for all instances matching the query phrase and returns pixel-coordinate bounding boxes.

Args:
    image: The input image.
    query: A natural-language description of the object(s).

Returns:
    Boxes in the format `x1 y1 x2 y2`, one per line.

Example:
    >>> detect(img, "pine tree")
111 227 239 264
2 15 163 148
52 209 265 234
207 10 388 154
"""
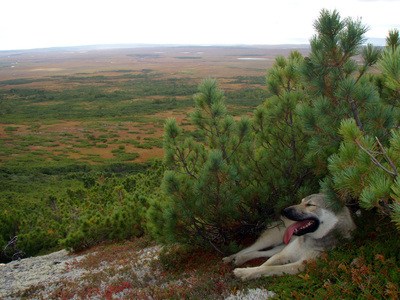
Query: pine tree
323 30 400 228
155 57 321 250
153 12 400 250
158 78 252 251
244 51 318 214
299 9 382 173
326 119 400 226
377 35 400 110
386 28 400 51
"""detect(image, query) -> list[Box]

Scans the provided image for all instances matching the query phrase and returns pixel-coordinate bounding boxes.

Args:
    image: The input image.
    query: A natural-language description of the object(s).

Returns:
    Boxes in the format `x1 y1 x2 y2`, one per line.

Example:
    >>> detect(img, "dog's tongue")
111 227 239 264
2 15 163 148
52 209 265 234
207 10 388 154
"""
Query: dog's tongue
284 220 309 244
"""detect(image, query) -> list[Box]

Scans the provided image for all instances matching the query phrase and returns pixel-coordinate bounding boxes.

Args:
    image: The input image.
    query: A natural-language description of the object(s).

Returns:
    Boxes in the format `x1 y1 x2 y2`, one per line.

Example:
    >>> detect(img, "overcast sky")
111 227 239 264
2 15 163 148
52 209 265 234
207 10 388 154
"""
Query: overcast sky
1 0 399 51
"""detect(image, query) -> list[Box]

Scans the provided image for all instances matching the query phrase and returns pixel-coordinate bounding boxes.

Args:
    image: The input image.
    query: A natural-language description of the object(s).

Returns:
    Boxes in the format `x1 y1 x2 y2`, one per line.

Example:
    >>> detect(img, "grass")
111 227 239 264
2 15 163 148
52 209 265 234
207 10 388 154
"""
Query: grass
7 210 400 299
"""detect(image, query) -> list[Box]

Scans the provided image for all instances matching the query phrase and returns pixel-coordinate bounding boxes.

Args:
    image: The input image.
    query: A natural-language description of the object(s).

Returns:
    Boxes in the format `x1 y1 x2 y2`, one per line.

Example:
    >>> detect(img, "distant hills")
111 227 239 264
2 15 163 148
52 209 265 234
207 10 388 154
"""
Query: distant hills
0 43 311 53
0 38 386 54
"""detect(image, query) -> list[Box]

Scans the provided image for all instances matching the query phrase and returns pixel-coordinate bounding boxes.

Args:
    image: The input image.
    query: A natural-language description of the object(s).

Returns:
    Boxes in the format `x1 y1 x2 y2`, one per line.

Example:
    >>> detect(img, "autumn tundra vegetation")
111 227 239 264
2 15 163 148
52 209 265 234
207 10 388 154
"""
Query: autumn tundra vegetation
1 9 400 298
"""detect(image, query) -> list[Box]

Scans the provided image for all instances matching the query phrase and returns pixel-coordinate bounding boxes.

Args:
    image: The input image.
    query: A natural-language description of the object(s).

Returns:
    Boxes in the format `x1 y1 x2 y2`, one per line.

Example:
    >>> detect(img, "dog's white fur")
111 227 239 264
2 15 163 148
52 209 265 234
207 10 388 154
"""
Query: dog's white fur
223 193 356 280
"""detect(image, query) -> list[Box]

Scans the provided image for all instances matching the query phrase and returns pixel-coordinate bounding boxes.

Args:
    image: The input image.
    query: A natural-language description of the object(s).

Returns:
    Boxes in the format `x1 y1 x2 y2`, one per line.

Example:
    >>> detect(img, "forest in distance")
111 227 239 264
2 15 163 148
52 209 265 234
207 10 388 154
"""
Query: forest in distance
1 9 400 299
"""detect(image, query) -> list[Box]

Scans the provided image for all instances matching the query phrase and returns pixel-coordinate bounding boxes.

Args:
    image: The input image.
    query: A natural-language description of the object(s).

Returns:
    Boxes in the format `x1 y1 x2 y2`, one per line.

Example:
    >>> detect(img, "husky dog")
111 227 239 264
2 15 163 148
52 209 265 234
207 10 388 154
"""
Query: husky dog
223 193 356 280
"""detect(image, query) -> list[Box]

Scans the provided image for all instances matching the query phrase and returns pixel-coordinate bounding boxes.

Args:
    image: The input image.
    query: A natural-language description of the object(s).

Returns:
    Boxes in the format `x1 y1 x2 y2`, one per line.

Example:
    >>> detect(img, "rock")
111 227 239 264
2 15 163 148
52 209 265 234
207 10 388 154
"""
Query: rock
0 246 276 299
225 288 276 300
0 249 88 298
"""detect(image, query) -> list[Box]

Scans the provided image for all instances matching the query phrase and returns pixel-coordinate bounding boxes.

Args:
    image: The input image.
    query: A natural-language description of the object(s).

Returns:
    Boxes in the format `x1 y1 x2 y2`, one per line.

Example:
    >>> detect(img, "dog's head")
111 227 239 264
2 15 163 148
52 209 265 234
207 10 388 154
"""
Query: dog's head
282 193 339 244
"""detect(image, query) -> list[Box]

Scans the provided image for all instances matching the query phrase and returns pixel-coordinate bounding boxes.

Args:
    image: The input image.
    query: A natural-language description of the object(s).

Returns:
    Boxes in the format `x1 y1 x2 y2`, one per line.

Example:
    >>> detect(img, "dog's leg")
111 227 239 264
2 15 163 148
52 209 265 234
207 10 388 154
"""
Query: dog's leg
231 244 286 266
233 260 306 280
223 221 286 266
233 240 320 280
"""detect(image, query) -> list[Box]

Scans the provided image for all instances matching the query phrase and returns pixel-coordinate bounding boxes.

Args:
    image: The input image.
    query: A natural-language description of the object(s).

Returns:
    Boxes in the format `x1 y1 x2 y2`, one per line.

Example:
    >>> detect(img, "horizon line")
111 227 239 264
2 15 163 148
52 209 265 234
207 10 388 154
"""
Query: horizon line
0 38 386 53
0 42 315 53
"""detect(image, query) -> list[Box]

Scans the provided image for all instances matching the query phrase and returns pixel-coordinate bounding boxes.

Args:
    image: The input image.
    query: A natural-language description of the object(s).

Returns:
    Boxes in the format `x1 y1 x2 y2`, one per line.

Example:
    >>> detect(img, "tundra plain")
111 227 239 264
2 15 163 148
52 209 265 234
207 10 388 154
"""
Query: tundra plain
0 45 309 165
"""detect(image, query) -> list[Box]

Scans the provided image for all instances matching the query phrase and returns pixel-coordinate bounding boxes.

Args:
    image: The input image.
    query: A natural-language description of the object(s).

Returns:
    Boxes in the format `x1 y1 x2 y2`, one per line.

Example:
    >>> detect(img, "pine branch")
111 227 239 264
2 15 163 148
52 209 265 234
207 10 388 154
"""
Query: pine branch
175 144 197 179
354 138 398 177
348 96 365 132
226 132 245 163
375 137 398 177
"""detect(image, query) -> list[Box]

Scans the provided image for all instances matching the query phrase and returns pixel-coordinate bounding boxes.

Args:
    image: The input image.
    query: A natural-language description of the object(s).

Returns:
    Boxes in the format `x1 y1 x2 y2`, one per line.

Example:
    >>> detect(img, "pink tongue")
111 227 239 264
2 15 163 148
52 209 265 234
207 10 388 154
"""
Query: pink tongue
284 220 310 244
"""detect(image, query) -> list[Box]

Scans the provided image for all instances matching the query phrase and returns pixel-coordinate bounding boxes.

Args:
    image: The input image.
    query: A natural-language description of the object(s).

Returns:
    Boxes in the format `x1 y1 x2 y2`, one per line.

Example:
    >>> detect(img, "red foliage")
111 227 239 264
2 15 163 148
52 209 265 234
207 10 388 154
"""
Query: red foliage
102 282 132 300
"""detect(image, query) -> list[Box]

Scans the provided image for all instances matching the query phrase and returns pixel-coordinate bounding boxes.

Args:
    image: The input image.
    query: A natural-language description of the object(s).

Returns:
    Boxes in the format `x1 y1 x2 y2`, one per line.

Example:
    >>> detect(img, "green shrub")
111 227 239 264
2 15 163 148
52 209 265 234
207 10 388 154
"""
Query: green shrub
95 143 108 148
137 143 152 149
18 227 59 257
61 164 164 251
151 73 317 250
4 126 19 132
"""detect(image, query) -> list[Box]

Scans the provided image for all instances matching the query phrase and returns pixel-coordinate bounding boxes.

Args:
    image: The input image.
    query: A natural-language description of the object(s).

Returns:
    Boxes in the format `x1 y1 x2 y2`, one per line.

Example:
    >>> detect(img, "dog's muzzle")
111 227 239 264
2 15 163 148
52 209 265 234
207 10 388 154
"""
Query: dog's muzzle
282 207 319 244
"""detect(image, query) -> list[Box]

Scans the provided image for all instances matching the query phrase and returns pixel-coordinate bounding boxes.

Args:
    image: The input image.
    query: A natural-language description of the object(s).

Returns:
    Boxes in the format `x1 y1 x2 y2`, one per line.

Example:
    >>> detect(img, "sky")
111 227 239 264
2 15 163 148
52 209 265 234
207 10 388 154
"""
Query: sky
1 0 400 51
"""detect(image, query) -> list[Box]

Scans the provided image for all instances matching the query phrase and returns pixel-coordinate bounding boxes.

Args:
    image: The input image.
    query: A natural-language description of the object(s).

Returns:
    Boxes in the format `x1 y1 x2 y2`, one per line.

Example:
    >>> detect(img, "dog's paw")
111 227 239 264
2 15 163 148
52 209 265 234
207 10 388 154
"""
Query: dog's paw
233 267 264 280
233 268 253 280
222 255 235 264
232 256 246 266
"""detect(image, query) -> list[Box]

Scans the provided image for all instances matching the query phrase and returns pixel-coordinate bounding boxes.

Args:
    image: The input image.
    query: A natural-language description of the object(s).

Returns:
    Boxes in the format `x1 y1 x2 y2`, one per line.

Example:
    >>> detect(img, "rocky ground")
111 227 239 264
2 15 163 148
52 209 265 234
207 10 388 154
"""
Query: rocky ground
0 246 275 300
0 249 87 298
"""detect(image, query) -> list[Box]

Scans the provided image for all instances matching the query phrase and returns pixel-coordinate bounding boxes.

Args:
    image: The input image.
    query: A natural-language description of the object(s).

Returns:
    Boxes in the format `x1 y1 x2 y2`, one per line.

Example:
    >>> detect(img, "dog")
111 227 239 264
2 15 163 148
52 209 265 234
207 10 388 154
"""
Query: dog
223 193 356 280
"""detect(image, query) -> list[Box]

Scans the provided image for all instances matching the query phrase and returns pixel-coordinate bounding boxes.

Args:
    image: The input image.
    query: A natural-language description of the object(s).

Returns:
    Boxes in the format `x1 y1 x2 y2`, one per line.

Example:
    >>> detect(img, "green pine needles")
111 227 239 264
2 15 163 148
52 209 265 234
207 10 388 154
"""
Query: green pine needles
299 9 382 173
157 9 400 253
156 79 252 251
156 75 319 251
320 21 400 225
